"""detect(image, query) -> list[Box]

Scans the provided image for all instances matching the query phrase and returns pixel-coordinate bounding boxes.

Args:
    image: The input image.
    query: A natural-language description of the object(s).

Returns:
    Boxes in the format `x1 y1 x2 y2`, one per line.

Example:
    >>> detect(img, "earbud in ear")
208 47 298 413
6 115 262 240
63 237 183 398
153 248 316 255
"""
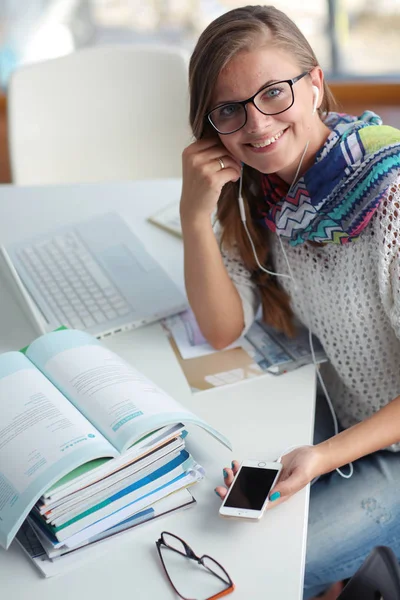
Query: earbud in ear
312 85 319 114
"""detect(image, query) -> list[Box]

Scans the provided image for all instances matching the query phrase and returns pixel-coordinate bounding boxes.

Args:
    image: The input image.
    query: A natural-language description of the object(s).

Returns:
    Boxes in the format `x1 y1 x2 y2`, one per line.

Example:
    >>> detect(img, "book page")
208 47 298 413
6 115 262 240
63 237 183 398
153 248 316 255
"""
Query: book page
26 330 231 454
0 351 117 550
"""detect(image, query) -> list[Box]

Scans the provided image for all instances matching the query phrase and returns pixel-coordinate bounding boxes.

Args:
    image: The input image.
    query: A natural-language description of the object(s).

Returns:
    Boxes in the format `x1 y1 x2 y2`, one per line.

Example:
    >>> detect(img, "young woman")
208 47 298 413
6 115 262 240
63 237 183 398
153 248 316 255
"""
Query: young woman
180 5 400 600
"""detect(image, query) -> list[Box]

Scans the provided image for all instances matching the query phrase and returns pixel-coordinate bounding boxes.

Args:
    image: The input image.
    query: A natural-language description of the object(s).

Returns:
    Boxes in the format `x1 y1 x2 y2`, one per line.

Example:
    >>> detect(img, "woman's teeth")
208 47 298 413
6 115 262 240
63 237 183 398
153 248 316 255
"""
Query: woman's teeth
250 130 284 148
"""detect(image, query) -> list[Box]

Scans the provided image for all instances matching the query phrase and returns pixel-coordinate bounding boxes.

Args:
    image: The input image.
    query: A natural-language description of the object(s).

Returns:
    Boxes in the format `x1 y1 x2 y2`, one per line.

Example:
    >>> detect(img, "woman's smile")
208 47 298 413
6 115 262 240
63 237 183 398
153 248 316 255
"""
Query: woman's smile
245 127 288 153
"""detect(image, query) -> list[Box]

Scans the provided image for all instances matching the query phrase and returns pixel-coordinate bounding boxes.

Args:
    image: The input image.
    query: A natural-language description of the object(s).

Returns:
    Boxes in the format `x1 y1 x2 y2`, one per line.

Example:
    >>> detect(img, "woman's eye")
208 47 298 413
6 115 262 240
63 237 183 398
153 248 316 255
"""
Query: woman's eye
218 104 240 119
263 87 282 100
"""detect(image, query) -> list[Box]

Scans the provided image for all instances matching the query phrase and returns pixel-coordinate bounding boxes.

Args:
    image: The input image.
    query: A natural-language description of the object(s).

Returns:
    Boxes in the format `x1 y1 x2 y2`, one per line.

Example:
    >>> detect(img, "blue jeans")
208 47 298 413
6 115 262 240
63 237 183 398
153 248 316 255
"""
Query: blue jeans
303 393 400 599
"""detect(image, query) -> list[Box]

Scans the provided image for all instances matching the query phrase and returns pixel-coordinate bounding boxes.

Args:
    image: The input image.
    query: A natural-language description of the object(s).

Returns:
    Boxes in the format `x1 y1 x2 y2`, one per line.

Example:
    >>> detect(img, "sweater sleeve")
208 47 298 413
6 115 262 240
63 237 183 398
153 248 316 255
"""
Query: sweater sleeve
214 223 260 333
376 176 400 338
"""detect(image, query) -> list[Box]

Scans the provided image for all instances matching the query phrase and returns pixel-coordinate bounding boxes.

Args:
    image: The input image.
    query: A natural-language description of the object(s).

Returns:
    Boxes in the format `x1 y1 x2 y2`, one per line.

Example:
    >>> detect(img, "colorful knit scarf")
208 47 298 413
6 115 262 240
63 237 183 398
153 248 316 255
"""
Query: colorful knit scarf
257 111 400 246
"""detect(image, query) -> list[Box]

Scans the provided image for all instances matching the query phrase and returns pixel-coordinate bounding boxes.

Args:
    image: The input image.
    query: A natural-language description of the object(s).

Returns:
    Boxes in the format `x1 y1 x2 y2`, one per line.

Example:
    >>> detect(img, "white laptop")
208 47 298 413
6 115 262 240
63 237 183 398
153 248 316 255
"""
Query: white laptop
0 212 188 338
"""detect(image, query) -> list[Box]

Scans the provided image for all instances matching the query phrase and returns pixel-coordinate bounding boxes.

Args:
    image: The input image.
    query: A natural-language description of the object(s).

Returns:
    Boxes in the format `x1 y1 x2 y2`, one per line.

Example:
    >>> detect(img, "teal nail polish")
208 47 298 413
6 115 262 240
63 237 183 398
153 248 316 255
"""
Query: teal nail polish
231 462 235 469
215 490 220 497
270 491 281 502
223 469 228 478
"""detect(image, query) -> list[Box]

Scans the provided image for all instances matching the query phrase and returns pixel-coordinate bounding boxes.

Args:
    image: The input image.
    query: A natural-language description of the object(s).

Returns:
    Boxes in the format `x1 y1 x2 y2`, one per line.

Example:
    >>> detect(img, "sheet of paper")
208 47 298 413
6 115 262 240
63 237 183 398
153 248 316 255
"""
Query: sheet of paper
164 315 327 392
163 310 241 359
168 337 264 393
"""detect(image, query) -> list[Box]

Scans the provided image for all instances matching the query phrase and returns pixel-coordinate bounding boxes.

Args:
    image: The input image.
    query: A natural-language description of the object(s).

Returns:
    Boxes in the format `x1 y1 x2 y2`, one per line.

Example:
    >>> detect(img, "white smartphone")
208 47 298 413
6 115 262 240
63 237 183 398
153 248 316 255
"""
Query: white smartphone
219 459 282 520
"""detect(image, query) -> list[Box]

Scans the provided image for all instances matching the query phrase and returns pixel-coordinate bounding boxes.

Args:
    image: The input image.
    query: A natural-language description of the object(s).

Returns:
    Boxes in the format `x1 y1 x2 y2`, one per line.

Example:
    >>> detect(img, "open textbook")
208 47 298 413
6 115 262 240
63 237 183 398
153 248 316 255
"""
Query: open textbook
0 328 231 550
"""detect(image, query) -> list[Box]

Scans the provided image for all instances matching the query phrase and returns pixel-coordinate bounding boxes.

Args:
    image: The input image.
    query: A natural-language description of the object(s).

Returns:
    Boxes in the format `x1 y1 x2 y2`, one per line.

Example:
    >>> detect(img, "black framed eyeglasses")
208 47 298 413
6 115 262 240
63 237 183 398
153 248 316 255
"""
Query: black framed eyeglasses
156 531 235 600
206 70 310 135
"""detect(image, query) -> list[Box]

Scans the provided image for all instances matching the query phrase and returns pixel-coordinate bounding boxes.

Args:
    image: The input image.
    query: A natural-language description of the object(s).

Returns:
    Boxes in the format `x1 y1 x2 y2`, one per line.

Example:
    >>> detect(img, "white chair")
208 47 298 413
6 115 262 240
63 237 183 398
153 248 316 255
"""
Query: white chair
7 44 192 185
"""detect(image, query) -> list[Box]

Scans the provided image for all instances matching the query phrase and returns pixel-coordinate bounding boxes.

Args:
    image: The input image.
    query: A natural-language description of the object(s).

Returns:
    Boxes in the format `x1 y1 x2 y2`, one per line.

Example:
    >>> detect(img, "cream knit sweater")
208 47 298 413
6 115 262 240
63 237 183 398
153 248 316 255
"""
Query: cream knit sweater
218 179 400 449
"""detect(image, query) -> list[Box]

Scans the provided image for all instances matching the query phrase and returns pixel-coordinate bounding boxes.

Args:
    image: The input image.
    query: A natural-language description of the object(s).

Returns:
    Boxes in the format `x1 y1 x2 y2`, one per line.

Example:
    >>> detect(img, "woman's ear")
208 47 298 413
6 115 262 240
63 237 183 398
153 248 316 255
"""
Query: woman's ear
309 66 324 113
312 86 320 114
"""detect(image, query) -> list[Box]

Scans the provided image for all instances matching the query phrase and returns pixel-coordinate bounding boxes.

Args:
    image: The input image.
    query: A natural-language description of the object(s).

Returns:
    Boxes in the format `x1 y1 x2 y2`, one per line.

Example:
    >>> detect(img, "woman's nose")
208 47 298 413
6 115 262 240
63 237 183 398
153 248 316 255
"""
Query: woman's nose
244 102 273 133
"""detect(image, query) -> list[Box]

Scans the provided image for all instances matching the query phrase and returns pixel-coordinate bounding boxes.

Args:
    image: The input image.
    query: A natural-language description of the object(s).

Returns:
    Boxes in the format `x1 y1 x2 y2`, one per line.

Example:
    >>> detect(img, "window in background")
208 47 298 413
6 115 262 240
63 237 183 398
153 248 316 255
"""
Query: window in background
0 0 94 89
326 0 400 77
88 0 332 67
87 0 400 77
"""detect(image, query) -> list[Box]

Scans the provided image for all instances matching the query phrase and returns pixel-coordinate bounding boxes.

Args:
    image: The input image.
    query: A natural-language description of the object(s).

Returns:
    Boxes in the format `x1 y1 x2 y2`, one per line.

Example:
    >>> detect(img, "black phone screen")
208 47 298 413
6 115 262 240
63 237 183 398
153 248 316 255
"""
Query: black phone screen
223 466 279 510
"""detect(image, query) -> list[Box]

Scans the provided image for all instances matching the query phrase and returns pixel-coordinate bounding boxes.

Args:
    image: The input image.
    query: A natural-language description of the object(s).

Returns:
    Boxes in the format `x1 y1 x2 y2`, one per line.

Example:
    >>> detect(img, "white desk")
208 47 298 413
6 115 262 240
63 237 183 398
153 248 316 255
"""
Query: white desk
0 180 316 600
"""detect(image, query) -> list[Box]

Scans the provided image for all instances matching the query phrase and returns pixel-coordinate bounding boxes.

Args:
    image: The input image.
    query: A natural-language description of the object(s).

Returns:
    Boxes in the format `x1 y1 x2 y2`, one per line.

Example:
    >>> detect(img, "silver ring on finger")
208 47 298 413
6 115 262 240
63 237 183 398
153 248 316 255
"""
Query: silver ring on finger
217 157 225 170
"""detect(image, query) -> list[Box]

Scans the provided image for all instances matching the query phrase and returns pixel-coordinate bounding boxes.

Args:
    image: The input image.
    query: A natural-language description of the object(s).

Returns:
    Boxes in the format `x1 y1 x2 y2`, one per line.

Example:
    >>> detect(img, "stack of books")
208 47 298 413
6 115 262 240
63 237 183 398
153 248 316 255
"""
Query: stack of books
0 328 230 576
18 425 201 575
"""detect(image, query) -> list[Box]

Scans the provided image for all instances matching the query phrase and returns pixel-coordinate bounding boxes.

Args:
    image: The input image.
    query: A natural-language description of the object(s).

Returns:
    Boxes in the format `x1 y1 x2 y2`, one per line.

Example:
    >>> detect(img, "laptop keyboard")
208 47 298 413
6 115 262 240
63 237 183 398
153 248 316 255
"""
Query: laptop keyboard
16 231 131 329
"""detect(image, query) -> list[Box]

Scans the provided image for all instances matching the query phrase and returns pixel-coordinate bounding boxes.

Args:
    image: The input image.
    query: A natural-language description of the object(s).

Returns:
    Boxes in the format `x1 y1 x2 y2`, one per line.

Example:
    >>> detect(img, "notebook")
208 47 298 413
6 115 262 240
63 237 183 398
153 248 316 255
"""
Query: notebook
0 212 187 338
148 201 182 238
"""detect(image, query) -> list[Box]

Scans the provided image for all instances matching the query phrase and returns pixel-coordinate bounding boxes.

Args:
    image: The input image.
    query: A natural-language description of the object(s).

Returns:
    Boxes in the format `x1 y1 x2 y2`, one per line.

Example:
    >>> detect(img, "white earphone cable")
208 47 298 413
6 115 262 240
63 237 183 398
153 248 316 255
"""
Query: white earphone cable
239 161 293 280
238 143 353 480
287 140 309 196
278 237 353 479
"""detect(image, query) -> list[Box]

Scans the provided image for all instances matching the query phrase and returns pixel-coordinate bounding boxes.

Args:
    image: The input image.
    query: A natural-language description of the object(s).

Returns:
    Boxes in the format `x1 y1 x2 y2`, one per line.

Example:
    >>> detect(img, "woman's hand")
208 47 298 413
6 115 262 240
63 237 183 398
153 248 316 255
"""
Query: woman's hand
215 446 324 508
180 138 242 225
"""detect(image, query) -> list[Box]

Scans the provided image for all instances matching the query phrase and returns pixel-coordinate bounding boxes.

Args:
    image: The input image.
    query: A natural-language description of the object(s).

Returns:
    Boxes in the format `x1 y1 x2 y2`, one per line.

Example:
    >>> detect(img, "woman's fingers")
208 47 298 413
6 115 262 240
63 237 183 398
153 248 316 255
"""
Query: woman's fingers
215 485 228 499
214 461 240 499
211 155 241 174
222 466 235 486
231 460 240 474
265 492 288 510
214 449 319 508
184 138 241 169
186 148 240 178
181 136 242 220
212 162 241 184
190 137 223 151
199 145 242 168
223 461 240 484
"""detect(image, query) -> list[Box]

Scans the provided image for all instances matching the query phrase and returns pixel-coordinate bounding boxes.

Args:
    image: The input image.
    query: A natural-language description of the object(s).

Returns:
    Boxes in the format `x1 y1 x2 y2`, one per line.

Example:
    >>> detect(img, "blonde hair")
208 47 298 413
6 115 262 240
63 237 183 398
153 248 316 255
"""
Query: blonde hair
189 5 336 336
